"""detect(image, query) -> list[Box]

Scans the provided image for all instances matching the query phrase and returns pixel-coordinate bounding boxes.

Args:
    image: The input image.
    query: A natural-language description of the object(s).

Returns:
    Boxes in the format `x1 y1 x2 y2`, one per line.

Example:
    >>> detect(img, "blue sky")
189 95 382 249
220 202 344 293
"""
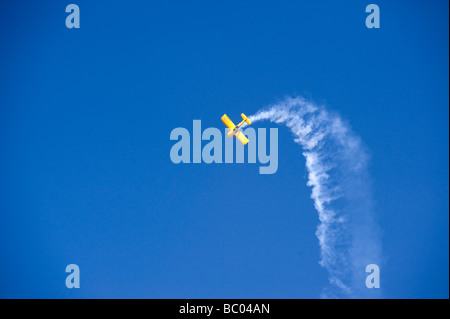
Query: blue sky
0 0 448 298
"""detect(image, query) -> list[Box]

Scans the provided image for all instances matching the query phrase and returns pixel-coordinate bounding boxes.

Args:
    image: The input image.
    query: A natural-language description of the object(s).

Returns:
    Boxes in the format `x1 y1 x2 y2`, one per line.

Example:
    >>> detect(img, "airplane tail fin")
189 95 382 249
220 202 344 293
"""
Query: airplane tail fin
241 113 251 125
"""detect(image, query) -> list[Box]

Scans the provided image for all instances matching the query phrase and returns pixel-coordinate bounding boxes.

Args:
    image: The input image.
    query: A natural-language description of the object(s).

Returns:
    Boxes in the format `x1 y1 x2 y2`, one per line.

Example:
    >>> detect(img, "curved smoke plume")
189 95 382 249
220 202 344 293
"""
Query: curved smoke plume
247 96 382 298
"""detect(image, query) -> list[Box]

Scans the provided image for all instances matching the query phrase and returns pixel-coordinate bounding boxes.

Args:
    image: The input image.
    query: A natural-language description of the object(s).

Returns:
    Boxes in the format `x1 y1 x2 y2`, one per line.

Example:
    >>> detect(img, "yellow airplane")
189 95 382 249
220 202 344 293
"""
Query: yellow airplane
221 113 252 145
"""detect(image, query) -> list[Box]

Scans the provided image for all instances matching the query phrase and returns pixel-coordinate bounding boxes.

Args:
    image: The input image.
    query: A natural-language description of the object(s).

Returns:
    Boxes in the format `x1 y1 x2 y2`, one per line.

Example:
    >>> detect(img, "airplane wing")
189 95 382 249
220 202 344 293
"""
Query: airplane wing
221 114 236 130
235 130 249 145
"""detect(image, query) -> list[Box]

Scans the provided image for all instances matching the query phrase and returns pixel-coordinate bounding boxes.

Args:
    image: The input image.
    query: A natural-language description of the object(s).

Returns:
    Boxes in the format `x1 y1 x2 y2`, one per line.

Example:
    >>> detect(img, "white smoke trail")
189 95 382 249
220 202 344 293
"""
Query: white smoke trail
248 96 382 298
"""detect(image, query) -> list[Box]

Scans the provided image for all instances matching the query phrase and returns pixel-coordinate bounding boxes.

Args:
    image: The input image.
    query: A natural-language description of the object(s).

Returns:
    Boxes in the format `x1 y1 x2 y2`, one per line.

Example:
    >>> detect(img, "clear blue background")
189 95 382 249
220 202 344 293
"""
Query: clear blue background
0 0 448 298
